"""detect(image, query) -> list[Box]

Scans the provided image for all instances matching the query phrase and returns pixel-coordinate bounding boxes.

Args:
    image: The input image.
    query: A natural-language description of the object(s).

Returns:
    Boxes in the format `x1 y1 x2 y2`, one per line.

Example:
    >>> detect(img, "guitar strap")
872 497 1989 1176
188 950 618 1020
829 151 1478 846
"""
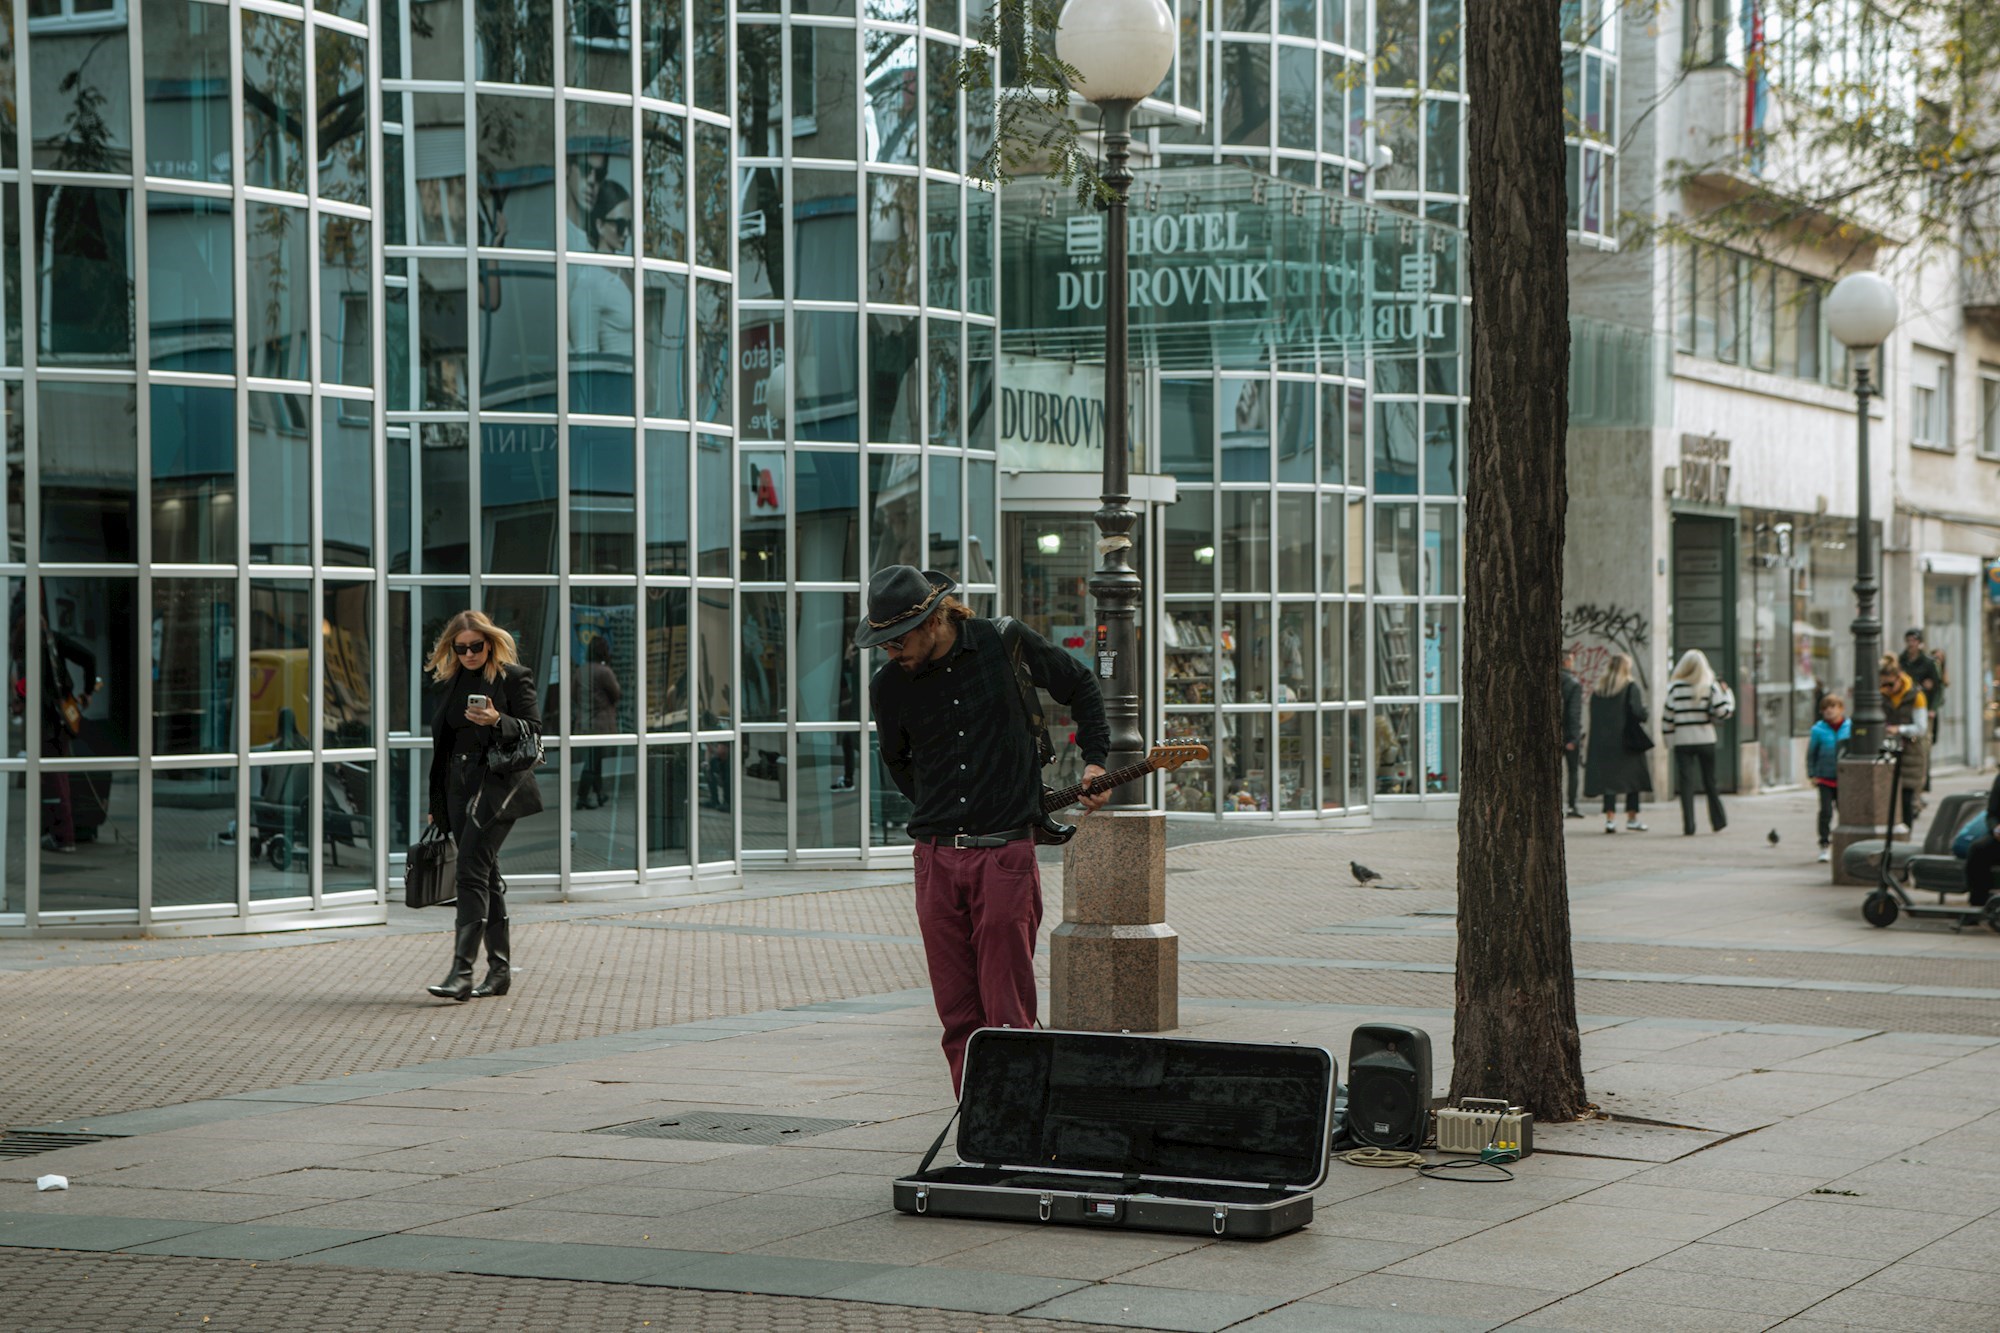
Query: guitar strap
992 617 1056 769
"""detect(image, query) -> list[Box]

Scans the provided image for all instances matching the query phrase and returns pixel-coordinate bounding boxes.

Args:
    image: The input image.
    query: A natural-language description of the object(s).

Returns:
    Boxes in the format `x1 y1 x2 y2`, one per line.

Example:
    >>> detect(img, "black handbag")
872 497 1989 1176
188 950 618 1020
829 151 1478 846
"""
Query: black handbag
1623 691 1655 753
404 824 458 908
486 726 545 776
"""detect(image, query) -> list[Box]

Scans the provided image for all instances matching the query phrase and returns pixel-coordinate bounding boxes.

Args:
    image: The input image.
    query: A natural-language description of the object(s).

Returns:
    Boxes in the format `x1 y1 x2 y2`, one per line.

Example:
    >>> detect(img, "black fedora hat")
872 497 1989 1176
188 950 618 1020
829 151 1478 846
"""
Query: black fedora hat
853 565 955 648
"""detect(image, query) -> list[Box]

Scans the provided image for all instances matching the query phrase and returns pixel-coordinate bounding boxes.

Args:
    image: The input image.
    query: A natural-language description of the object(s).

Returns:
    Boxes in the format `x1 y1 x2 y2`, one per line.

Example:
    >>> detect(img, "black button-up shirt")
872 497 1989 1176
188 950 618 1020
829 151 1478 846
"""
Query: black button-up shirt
872 617 1110 839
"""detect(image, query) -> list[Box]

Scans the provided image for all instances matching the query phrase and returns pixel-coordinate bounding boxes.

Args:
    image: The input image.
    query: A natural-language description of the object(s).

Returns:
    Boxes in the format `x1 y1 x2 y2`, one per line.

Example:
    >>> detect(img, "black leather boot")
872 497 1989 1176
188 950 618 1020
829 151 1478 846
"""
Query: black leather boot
427 920 482 1001
472 915 511 997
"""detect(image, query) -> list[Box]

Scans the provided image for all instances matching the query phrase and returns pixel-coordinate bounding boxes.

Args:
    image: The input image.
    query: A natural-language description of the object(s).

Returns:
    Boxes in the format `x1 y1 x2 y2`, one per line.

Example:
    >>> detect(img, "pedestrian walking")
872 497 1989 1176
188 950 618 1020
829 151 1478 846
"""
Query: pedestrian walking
1560 649 1585 819
1584 652 1652 833
575 634 622 810
425 610 544 1002
859 565 1110 1093
1878 654 1930 832
1663 648 1735 836
1899 629 1943 786
1807 693 1850 862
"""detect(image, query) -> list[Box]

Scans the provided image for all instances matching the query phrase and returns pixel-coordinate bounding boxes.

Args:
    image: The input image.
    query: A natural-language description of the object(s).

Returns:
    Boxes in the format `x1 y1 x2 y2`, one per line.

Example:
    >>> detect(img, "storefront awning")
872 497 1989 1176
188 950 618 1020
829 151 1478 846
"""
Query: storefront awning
1000 165 1462 371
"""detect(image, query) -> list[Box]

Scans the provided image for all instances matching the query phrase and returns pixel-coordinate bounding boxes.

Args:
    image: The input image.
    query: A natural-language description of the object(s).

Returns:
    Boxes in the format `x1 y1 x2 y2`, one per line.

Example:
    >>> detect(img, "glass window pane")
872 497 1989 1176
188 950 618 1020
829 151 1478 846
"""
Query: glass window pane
796 592 858 722
696 433 732 575
867 176 919 305
967 329 994 449
697 589 733 734
927 453 961 579
154 580 236 755
321 215 372 387
34 187 134 367
740 166 782 299
568 0 632 91
1222 711 1269 809
484 582 559 714
383 430 411 573
36 576 134 762
1276 381 1312 482
421 423 471 573
966 456 994 583
1279 603 1314 704
571 425 636 574
696 279 731 424
741 591 783 724
1164 711 1215 812
1320 710 1347 810
571 588 635 735
31 17 131 171
798 309 859 441
322 760 375 895
1277 712 1312 810
799 732 861 846
574 742 638 868
42 772 138 907
1220 380 1269 482
927 318 960 444
1424 604 1458 697
797 26 856 159
739 21 782 156
1423 403 1458 495
243 10 308 193
1425 97 1460 194
692 0 730 112
569 262 636 415
316 28 369 206
410 0 466 79
565 101 633 252
152 768 236 907
1374 399 1418 493
644 270 688 418
965 188 993 317
1164 492 1214 595
247 392 310 565
794 169 857 300
869 313 920 443
1221 600 1268 706
643 0 683 100
868 453 921 571
143 0 230 182
480 258 557 410
41 382 137 562
1160 380 1214 484
1165 610 1213 706
694 122 730 269
866 29 918 164
152 384 235 565
479 95 556 250
1219 41 1270 146
2 185 18 366
248 202 311 381
1278 44 1313 150
741 448 786 580
1276 493 1312 592
645 428 689 574
1374 503 1417 597
1349 709 1367 801
478 0 556 83
1318 494 1343 597
1321 600 1346 701
248 578 311 753
739 309 782 438
925 39 958 171
315 397 372 569
869 730 911 846
798 450 860 583
1374 602 1414 699
647 587 690 731
500 753 562 873
324 582 373 747
1424 505 1459 596
649 743 691 868
483 422 559 574
1375 701 1414 793
741 732 784 850
1219 492 1269 593
642 112 687 262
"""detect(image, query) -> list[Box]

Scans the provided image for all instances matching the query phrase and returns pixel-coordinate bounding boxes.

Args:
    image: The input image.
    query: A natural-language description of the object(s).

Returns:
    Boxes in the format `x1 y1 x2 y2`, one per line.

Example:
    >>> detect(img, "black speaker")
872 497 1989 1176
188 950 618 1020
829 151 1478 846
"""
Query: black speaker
1346 1023 1433 1149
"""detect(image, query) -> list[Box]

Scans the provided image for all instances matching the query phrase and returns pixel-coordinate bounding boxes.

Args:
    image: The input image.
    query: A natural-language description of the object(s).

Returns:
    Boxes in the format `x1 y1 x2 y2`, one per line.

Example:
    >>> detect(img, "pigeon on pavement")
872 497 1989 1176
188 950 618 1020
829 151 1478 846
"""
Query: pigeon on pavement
1767 829 1781 846
1351 861 1383 885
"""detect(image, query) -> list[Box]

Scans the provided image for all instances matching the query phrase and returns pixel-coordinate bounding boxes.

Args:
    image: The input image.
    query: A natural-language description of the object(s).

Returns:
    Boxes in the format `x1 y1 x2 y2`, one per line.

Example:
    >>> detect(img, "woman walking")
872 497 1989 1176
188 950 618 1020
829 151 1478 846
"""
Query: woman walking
426 611 543 1002
1663 648 1735 836
1584 653 1652 833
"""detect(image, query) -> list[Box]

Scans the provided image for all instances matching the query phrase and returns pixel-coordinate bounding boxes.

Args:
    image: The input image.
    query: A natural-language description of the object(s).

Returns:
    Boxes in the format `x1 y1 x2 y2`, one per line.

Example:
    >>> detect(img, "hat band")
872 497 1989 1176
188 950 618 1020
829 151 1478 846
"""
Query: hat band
866 583 944 630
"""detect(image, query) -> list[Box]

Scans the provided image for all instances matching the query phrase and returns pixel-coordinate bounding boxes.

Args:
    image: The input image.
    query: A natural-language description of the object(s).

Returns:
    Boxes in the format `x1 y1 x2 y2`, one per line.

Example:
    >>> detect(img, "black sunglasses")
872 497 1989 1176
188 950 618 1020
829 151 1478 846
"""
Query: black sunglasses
453 639 488 656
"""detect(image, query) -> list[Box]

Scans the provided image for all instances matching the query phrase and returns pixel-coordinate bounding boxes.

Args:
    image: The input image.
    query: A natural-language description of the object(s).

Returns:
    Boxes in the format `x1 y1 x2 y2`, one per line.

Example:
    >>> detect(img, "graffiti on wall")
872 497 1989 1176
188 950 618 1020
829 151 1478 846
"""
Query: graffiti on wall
1563 602 1652 690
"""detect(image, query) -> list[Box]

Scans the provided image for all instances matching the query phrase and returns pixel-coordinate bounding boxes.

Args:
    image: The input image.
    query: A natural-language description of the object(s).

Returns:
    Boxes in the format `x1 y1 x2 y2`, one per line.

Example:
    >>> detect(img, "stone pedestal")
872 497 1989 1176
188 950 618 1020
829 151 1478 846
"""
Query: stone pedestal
1832 756 1896 886
1048 811 1177 1032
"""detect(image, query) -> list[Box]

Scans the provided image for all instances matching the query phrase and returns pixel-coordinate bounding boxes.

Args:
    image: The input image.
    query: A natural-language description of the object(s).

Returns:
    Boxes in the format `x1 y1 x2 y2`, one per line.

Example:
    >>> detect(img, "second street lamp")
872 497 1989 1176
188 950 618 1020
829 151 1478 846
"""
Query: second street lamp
1057 0 1175 808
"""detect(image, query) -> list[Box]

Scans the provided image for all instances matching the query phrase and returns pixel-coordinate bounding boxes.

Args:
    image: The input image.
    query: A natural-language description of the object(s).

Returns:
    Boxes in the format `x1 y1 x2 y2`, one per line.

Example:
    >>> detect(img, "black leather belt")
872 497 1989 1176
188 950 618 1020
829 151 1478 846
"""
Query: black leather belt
915 827 1032 849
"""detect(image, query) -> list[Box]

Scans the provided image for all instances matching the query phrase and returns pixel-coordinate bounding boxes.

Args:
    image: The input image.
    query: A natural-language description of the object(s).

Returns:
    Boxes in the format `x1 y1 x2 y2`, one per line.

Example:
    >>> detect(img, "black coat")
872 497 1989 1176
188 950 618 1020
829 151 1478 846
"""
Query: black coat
429 661 544 826
1583 683 1652 796
1560 670 1584 747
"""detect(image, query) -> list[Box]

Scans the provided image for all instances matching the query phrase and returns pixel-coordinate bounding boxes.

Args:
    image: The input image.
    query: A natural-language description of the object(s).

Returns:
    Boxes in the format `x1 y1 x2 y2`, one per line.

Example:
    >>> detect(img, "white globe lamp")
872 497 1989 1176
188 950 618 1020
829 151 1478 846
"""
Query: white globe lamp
1824 271 1899 350
1058 0 1176 104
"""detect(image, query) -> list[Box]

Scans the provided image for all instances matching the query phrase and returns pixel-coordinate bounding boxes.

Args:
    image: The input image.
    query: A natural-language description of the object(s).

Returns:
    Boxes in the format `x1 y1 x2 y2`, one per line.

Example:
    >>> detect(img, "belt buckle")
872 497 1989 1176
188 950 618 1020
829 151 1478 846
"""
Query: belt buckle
950 834 973 849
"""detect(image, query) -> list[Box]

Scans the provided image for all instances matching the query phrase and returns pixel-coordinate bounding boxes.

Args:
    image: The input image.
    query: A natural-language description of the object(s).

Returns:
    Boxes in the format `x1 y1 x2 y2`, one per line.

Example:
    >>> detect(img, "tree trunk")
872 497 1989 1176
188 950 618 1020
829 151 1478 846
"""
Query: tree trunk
1452 0 1587 1121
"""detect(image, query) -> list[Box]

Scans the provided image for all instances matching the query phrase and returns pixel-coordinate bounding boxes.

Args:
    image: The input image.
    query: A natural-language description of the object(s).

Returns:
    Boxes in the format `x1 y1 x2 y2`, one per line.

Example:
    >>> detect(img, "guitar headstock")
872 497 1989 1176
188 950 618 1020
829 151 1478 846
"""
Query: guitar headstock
1147 740 1210 771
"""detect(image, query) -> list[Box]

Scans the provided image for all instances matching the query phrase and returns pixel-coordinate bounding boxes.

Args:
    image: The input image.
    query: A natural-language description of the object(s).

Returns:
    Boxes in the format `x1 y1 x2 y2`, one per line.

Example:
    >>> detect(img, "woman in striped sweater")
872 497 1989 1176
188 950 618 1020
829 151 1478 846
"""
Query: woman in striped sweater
1663 649 1735 836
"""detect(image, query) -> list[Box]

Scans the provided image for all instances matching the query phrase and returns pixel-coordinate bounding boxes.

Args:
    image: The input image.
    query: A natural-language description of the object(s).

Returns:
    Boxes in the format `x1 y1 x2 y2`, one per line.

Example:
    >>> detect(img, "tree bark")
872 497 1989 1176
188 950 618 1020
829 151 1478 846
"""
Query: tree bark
1452 0 1587 1121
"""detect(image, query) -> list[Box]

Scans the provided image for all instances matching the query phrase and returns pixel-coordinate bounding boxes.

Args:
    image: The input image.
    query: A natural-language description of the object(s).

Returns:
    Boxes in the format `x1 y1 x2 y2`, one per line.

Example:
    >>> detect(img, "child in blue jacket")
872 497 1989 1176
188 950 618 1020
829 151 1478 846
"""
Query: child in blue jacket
1808 694 1850 862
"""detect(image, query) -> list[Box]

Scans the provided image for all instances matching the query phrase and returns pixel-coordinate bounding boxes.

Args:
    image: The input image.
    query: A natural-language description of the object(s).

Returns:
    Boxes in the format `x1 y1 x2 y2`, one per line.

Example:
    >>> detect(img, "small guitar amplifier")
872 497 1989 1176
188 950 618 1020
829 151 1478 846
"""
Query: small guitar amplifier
1434 1098 1534 1157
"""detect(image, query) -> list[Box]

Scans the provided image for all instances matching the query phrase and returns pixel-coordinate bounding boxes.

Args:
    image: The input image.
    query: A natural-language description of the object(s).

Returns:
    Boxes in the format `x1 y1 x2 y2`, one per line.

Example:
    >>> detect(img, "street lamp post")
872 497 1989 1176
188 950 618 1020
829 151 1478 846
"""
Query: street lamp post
1058 0 1175 808
1825 271 1900 755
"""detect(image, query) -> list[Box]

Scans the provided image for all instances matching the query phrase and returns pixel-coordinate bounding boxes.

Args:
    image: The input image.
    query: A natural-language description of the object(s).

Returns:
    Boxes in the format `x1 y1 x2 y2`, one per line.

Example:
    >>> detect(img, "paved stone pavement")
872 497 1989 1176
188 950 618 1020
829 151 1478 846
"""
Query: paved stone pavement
4 788 2000 1330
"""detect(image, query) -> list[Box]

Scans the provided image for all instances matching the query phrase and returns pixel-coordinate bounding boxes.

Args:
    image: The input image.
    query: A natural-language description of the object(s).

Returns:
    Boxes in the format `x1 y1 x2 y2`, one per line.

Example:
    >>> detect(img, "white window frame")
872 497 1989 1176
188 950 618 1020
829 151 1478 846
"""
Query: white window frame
1911 348 1953 451
25 0 127 33
1978 365 2000 459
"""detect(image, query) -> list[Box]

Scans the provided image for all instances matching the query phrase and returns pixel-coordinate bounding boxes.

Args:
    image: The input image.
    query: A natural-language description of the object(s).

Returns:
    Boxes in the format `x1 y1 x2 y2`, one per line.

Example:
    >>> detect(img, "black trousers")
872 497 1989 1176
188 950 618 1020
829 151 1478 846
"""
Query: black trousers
1564 747 1580 809
446 754 514 955
1673 744 1727 834
1817 785 1837 846
1965 835 1998 908
1601 790 1641 816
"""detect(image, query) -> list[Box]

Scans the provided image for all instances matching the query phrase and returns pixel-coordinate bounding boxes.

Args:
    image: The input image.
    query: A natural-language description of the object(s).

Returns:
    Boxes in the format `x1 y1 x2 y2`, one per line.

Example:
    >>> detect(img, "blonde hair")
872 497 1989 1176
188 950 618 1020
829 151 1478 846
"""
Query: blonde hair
1595 653 1634 697
427 610 519 684
938 594 974 625
1670 648 1715 700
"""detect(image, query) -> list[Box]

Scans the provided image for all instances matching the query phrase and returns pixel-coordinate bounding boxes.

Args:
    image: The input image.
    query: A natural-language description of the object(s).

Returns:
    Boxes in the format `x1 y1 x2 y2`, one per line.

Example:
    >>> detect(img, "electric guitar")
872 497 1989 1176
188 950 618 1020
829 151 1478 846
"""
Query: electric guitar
1034 740 1211 845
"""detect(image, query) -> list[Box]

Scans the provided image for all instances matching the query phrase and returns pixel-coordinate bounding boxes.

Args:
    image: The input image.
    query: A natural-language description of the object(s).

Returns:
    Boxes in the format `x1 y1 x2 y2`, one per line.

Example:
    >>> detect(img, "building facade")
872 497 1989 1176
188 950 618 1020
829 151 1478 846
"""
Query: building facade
0 0 1474 935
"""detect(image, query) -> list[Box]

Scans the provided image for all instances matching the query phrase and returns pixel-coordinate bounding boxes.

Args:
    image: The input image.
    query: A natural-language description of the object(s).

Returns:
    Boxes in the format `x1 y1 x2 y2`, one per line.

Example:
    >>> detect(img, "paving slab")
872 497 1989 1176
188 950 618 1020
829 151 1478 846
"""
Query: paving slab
819 1266 1090 1315
1019 1281 1280 1332
0 1212 215 1252
122 1223 385 1260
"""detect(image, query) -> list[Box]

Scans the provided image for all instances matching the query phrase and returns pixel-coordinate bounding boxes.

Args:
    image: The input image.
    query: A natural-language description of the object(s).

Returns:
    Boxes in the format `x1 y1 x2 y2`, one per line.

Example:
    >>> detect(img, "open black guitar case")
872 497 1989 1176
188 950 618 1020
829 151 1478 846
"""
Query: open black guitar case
893 1028 1335 1239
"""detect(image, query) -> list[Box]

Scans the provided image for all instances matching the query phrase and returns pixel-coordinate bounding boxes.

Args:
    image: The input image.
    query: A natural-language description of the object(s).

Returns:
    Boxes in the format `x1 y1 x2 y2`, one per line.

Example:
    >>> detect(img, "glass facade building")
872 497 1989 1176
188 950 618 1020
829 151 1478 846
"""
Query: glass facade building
1 0 1466 935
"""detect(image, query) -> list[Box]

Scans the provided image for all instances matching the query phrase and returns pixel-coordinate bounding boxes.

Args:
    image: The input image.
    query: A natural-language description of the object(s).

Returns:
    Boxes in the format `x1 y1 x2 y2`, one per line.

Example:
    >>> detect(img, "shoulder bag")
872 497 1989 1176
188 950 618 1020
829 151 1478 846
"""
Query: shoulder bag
404 824 458 908
484 674 546 775
1622 689 1655 753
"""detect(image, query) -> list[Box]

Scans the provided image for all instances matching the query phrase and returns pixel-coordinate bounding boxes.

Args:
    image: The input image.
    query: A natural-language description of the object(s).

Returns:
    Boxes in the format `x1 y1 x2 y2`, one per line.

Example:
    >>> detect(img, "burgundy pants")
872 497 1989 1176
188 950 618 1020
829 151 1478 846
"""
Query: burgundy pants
913 838 1043 1094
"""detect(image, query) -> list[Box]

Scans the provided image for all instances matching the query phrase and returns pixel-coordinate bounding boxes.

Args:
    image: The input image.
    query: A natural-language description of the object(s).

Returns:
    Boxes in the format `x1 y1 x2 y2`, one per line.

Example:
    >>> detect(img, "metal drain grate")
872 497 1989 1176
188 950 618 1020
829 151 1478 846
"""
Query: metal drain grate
590 1111 862 1145
0 1131 116 1160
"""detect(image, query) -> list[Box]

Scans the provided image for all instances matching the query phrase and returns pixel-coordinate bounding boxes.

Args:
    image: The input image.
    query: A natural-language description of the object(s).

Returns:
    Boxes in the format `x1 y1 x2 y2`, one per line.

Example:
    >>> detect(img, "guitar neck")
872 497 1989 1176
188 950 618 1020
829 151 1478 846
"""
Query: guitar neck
1044 757 1159 812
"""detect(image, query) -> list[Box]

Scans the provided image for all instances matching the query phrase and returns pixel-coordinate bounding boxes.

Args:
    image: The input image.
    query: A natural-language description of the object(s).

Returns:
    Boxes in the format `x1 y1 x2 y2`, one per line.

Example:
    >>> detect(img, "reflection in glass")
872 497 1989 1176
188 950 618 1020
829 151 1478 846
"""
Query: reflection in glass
1160 380 1215 484
739 167 782 299
642 0 683 101
799 733 861 847
481 259 559 410
322 761 375 895
642 113 687 262
1318 494 1345 596
573 743 637 870
414 93 468 244
867 176 919 303
321 399 372 568
420 423 471 573
1278 712 1312 811
692 0 730 113
1221 601 1269 706
1164 495 1214 595
927 318 960 443
795 27 856 159
152 385 235 565
321 216 371 387
243 10 307 193
870 315 920 444
645 428 689 574
1377 702 1415 795
569 261 636 415
3 188 18 365
696 589 733 728
31 20 131 171
248 392 310 565
1321 711 1348 810
865 32 918 164
1375 399 1419 494
316 28 369 205
695 123 731 269
698 739 732 858
143 0 230 182
696 434 732 576
37 577 135 760
41 772 140 911
1276 493 1312 593
1424 402 1459 495
797 310 858 441
1424 605 1458 698
925 40 959 173
40 382 138 563
483 582 560 704
796 593 858 722
644 271 689 419
387 431 412 574
567 0 631 91
1163 712 1215 812
34 187 133 366
647 588 690 730
1219 379 1269 482
741 448 785 581
247 579 310 756
152 768 236 907
1424 506 1460 596
927 453 961 578
1219 41 1270 146
648 744 691 869
154 581 236 755
419 258 470 410
739 22 782 157
482 422 559 574
738 310 781 439
478 95 556 251
571 587 635 735
478 0 556 84
795 170 857 301
966 188 994 316
248 203 310 380
1319 379 1346 483
1374 504 1417 597
1321 600 1346 701
1276 381 1312 482
1374 602 1415 697
1278 604 1314 704
1219 492 1269 593
503 753 563 873
410 0 467 79
967 458 995 581
869 731 912 845
1222 712 1269 811
868 454 921 572
571 426 636 574
741 591 784 724
696 281 732 424
324 583 374 747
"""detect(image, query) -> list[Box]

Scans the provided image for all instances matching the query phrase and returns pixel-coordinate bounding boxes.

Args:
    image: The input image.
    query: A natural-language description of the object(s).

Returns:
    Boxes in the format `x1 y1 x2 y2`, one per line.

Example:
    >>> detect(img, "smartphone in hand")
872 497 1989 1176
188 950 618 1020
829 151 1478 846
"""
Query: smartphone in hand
468 694 490 709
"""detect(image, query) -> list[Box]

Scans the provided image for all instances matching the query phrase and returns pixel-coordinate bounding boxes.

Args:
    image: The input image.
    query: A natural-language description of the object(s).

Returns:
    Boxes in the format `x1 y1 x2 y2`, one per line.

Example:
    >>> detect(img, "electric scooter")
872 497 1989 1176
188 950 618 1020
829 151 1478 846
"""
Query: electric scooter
1860 734 2000 933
